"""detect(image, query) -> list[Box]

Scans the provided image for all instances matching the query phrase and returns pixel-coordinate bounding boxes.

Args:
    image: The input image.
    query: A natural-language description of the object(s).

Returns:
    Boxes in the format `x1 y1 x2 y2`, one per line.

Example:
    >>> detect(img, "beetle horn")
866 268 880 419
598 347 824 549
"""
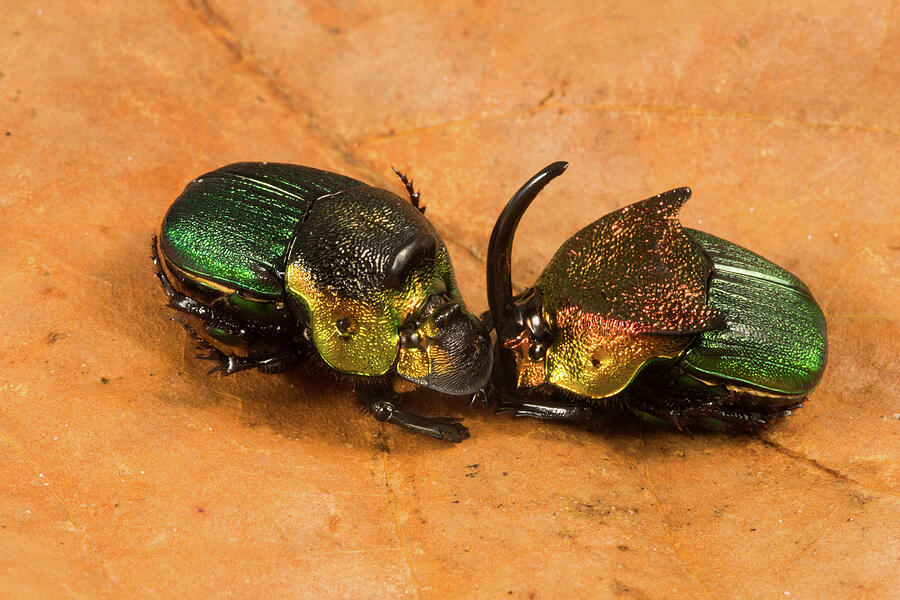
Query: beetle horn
486 161 568 335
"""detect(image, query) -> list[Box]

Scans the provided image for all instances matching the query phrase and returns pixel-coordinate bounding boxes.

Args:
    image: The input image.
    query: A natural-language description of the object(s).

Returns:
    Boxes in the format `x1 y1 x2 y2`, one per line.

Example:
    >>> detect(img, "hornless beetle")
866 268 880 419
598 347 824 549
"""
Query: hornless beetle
152 162 492 442
486 162 827 432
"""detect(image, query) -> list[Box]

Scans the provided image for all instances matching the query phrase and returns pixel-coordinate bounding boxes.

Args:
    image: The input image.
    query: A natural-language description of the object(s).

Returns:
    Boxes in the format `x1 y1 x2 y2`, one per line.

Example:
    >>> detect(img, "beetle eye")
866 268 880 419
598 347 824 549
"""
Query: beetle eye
336 317 357 340
399 326 422 349
528 341 547 362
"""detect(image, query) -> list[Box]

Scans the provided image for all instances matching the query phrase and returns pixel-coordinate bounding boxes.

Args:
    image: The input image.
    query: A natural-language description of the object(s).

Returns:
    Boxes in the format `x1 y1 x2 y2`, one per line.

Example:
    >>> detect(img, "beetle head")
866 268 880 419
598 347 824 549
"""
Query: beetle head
383 228 492 395
394 290 493 395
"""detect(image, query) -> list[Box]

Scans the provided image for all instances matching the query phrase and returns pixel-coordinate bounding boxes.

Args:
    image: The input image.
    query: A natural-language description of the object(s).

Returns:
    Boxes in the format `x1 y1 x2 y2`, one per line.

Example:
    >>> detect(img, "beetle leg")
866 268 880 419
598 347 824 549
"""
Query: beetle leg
202 350 300 376
391 166 424 213
152 241 215 322
366 399 471 443
494 396 595 422
152 237 249 336
684 400 804 431
153 237 298 346
628 396 795 433
357 385 470 442
172 319 299 375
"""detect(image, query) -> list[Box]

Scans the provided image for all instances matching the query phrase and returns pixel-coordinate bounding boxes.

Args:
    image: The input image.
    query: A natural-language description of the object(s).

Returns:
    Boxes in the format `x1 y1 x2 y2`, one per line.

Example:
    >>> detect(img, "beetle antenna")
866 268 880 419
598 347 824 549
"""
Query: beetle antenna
391 166 424 213
486 161 568 331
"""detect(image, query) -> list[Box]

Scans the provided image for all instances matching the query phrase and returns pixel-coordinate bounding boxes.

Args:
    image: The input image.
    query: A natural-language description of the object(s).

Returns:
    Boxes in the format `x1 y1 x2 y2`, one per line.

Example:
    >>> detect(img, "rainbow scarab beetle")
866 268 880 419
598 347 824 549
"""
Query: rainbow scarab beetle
486 162 827 431
152 162 492 442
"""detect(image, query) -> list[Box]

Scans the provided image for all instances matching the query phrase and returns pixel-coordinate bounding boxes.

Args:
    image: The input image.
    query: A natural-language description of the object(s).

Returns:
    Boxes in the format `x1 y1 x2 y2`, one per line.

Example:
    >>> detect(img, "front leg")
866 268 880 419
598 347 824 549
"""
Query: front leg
494 394 595 422
357 383 470 442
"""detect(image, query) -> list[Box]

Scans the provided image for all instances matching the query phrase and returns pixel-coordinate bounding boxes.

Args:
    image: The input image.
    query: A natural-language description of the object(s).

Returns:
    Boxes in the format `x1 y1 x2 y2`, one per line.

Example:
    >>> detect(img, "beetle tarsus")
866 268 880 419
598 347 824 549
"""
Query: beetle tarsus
359 388 470 442
391 166 424 213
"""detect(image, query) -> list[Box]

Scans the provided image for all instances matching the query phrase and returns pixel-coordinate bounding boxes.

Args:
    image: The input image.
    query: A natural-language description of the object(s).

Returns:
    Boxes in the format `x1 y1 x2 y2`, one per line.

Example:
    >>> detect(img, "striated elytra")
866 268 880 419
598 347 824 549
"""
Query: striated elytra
152 162 492 442
486 162 827 432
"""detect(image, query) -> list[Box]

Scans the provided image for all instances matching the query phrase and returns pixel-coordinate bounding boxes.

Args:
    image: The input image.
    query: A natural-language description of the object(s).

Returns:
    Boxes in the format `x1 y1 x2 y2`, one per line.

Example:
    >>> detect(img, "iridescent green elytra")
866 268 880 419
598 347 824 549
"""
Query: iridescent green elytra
683 230 827 398
487 162 827 432
154 162 492 442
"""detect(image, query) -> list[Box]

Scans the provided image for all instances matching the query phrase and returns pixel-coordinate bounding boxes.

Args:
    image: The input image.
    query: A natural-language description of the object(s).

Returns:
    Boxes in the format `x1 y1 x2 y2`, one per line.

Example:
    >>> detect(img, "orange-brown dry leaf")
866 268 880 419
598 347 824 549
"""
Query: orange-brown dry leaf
0 2 897 598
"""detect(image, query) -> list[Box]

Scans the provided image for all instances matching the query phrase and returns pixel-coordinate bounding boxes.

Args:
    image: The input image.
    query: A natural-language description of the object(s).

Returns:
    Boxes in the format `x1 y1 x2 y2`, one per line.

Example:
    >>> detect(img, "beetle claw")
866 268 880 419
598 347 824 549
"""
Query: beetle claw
469 387 491 408
438 423 470 443
423 419 470 442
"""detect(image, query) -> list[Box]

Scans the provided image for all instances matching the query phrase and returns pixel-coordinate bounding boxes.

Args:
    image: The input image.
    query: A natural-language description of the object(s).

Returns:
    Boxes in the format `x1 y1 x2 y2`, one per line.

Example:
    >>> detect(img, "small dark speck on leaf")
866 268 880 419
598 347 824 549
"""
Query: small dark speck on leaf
502 471 508 476
850 493 871 506
47 332 66 344
466 464 479 469
328 26 341 35
617 545 629 551
537 89 555 107
5 131 10 136
452 500 460 504
100 377 110 384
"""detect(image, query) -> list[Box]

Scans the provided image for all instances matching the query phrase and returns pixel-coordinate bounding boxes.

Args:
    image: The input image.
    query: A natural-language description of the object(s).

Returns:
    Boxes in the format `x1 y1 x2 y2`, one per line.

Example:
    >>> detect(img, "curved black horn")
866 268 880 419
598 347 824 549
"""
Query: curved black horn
486 161 568 328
